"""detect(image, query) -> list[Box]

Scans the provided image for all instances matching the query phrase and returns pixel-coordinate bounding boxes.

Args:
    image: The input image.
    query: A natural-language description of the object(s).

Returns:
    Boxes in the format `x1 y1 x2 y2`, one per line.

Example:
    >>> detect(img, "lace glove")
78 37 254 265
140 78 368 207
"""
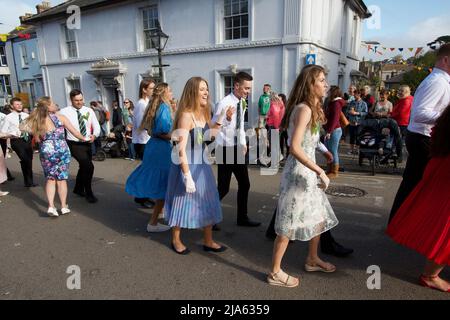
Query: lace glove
318 171 330 191
182 171 196 193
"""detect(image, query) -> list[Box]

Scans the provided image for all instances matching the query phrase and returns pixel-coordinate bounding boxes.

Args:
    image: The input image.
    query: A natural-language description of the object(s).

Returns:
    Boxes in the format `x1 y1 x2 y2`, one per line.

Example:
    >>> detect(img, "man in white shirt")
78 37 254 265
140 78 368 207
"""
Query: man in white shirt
389 43 450 222
60 89 100 203
213 72 260 227
0 109 15 181
0 98 36 187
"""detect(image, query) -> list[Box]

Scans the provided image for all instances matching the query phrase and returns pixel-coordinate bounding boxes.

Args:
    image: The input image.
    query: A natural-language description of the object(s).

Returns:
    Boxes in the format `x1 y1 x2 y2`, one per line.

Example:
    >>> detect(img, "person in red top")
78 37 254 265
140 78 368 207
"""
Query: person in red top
266 91 285 159
324 86 346 178
390 85 414 140
387 103 450 293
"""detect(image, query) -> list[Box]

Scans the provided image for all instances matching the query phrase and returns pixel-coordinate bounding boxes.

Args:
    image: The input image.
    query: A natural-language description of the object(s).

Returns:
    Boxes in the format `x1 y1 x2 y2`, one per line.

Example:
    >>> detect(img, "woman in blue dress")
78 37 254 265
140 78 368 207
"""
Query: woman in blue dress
126 83 173 233
165 77 230 254
25 97 88 217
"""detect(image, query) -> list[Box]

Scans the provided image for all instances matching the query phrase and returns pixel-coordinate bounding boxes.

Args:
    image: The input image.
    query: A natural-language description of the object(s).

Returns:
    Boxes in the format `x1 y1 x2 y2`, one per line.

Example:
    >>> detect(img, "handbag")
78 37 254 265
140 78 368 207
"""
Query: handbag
339 112 350 128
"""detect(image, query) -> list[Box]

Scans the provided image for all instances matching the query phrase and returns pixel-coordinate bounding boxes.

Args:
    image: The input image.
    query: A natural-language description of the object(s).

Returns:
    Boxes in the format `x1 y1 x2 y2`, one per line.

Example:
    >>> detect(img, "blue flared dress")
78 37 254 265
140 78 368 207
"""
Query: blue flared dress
125 103 172 200
164 118 222 229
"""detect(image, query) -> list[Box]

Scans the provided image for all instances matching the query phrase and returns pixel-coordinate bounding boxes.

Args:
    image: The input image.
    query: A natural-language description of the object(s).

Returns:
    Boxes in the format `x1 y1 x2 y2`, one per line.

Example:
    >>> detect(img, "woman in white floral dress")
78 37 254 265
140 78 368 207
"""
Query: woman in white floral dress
267 65 339 288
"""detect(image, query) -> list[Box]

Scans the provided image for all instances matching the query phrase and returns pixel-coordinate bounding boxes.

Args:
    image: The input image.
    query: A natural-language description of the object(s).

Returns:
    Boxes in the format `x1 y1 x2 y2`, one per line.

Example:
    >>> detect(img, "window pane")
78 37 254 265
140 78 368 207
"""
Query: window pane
241 1 248 13
233 28 240 39
232 2 239 15
225 29 232 40
242 14 248 27
242 27 248 38
225 3 231 16
233 16 240 28
225 17 232 28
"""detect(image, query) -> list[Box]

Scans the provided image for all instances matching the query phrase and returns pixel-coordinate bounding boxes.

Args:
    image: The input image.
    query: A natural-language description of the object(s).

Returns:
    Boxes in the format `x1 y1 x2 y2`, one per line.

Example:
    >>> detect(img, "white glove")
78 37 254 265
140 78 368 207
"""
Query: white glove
182 171 196 193
318 171 330 191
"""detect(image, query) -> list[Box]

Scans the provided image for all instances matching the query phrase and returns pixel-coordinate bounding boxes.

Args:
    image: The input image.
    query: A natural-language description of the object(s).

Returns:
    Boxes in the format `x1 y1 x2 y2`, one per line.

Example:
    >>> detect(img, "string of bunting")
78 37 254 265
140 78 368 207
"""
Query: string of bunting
361 43 424 57
0 26 30 43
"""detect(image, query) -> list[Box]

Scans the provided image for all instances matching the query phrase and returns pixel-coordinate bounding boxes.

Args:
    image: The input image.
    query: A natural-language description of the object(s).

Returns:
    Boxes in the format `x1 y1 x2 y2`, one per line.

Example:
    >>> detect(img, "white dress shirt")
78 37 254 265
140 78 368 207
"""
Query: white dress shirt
408 67 450 137
59 105 101 142
213 93 246 146
0 111 28 138
132 98 150 144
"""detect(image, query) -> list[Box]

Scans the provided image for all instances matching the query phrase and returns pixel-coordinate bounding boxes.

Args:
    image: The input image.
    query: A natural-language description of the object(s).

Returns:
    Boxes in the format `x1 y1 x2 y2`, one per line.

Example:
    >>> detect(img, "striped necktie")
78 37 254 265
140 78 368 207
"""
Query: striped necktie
77 110 87 136
236 100 241 130
18 114 29 142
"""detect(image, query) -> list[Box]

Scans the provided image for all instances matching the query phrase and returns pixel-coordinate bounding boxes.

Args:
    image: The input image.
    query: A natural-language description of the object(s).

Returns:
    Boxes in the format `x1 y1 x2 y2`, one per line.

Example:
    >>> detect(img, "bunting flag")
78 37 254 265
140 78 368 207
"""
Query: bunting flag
18 33 31 40
382 47 387 51
0 34 8 42
390 48 396 51
408 48 414 52
15 26 27 31
415 47 424 57
398 48 404 52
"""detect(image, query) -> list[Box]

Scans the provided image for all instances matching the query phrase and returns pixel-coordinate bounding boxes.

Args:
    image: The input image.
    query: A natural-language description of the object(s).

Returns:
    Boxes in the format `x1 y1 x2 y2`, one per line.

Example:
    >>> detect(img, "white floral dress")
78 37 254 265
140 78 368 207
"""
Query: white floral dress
275 105 339 241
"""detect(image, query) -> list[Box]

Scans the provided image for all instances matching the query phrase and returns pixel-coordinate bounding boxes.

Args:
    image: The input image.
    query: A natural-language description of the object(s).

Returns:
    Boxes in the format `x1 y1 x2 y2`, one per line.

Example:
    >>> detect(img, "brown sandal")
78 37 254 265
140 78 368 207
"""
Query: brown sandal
267 270 299 288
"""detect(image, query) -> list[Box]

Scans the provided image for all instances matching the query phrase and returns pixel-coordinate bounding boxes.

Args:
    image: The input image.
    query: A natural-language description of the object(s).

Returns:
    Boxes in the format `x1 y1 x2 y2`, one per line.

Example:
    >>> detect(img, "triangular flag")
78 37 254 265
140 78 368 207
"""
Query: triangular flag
408 48 414 52
382 47 387 51
0 34 7 42
415 47 423 57
377 51 383 55
15 26 27 31
398 48 404 52
390 48 396 51
374 46 378 53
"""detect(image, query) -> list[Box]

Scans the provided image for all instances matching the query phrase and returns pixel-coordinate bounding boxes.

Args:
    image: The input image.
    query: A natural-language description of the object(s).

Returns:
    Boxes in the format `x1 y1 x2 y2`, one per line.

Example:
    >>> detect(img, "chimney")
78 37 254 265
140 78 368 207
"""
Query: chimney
36 1 51 14
19 13 33 24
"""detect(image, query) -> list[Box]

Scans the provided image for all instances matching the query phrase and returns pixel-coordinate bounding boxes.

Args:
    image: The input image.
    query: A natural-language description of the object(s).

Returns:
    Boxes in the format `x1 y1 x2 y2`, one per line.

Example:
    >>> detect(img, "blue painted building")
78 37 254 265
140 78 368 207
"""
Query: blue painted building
0 41 12 108
6 25 45 109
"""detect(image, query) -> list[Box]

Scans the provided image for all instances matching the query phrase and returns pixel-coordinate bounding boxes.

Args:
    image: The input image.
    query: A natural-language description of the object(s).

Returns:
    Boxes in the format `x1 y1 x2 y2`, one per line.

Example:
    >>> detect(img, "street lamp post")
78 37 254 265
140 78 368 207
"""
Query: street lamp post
150 21 169 83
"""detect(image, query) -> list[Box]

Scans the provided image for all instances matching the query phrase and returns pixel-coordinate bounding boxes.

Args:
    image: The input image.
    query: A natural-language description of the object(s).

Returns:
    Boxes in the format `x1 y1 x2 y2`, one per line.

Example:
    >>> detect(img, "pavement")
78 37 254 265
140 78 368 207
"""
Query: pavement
0 143 449 300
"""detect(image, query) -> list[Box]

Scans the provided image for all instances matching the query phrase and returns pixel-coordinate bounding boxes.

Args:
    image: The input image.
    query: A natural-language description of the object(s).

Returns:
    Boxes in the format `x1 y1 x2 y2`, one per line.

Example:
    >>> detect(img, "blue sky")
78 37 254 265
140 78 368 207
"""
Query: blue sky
362 0 450 60
2 0 450 61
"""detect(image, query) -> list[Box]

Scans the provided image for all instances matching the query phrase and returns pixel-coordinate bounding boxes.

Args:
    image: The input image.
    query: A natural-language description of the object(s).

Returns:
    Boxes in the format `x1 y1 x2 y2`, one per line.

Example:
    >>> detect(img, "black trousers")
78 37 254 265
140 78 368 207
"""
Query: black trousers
1 139 13 180
134 143 146 160
217 146 250 220
68 141 95 196
389 131 431 223
266 207 335 245
10 138 34 185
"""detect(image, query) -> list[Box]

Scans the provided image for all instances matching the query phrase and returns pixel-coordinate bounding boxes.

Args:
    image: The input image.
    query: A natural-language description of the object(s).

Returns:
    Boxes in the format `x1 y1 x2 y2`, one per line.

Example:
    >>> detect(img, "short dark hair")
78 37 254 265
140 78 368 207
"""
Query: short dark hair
264 84 271 88
89 101 98 107
70 89 83 99
234 72 253 84
10 97 22 105
436 43 450 60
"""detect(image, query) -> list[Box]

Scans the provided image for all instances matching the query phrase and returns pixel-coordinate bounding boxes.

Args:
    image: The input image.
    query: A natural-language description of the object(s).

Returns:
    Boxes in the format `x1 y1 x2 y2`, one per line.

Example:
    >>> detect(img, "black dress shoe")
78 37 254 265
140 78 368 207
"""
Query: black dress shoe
237 219 261 227
321 241 354 257
73 189 86 197
25 183 38 188
212 224 221 231
7 176 15 181
171 243 190 255
203 245 227 253
86 195 98 203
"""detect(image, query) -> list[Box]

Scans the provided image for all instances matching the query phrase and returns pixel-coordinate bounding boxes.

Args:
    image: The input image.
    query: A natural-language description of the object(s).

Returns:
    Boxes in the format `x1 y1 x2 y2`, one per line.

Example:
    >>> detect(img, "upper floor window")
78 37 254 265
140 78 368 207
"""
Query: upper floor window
0 46 7 66
224 0 248 40
0 75 12 96
20 44 29 67
63 25 78 58
142 6 159 50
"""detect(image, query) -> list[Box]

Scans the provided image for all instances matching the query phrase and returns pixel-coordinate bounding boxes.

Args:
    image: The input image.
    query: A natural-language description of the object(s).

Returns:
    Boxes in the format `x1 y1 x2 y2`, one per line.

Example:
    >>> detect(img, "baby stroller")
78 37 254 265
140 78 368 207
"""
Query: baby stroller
93 125 127 161
357 118 403 175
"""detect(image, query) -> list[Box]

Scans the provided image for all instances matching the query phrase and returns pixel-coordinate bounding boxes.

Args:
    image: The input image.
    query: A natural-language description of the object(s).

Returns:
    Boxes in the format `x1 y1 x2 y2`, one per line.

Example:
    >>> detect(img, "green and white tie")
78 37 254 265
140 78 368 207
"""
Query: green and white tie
77 110 87 136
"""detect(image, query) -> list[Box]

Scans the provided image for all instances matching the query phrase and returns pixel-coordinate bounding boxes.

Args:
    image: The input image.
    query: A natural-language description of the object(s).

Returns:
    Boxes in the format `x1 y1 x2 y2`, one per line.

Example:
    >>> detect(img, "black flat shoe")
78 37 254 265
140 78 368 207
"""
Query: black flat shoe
73 189 86 197
171 243 190 255
321 241 354 257
212 224 221 231
203 245 227 253
86 195 98 203
25 183 38 188
237 219 261 227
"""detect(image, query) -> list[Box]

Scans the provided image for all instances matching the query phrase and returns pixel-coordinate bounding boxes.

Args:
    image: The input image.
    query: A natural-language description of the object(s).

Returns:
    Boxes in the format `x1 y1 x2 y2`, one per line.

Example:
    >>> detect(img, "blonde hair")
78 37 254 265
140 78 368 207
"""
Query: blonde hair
174 77 211 129
281 65 326 132
399 85 411 95
24 96 52 141
139 83 170 133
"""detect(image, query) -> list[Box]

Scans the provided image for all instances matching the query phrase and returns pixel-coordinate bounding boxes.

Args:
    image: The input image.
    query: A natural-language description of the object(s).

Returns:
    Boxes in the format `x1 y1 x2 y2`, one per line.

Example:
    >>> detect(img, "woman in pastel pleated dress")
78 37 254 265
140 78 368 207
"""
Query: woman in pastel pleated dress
125 83 173 233
267 65 339 288
164 77 230 255
0 148 8 200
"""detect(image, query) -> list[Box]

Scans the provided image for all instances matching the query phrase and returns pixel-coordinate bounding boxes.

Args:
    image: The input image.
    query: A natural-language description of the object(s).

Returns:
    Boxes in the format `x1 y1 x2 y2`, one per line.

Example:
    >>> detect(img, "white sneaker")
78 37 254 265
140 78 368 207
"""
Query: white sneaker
47 207 59 217
0 191 9 197
146 223 171 233
61 206 71 215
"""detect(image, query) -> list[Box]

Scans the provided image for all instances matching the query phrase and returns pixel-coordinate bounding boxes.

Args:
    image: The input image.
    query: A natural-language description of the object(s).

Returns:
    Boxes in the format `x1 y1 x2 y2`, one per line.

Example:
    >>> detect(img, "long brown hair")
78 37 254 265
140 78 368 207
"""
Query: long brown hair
24 96 52 141
139 83 170 133
138 79 155 100
430 104 450 158
281 65 326 132
173 77 211 129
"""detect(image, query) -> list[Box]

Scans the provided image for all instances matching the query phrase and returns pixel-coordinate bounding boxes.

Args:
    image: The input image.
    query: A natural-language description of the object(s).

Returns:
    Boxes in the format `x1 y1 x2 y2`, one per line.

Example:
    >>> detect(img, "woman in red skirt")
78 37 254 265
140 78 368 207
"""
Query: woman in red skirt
387 104 450 293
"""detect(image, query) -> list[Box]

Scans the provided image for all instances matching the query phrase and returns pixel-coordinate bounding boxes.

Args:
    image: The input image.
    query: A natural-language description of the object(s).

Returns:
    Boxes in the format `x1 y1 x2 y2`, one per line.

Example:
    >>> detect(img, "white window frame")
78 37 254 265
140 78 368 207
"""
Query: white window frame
64 76 81 105
20 43 29 68
1 75 12 97
142 5 159 51
0 46 7 66
135 3 160 52
61 24 79 59
215 0 253 44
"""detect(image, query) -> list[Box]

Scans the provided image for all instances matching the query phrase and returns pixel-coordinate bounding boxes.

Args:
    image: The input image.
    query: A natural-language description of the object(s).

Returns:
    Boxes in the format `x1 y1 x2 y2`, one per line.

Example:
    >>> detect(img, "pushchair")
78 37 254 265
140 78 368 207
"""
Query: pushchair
357 118 403 175
93 125 127 161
